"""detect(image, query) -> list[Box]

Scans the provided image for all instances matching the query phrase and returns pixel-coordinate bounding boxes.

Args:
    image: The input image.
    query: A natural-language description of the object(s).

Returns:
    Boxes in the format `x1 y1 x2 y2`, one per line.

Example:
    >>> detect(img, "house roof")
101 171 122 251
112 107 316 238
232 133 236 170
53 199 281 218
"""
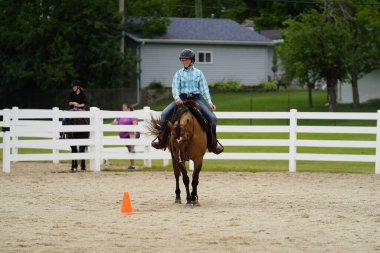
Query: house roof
257 30 283 41
126 17 274 46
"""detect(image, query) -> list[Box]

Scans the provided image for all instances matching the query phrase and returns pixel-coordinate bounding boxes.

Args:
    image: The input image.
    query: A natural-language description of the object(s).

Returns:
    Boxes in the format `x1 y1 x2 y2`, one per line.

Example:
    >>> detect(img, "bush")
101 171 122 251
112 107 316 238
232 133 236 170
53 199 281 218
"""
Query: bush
147 81 165 90
257 81 278 91
209 80 242 91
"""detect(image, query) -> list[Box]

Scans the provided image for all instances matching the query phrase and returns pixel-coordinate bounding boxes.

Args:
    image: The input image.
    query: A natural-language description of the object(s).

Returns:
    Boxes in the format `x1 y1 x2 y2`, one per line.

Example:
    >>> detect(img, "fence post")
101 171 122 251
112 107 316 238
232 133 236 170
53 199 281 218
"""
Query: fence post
2 109 11 173
289 109 297 172
90 107 101 171
52 107 60 164
375 110 380 174
11 106 19 158
143 106 152 168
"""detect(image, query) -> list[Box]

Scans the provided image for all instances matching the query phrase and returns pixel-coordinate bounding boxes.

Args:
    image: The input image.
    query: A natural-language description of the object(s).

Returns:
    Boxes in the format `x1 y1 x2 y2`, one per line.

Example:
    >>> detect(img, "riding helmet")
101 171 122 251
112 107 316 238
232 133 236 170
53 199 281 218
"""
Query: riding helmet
71 80 82 86
179 49 195 63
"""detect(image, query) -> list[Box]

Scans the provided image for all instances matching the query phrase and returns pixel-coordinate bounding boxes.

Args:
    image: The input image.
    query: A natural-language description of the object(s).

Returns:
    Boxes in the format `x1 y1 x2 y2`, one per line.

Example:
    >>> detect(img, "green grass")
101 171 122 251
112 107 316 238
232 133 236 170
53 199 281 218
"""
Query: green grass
2 89 379 173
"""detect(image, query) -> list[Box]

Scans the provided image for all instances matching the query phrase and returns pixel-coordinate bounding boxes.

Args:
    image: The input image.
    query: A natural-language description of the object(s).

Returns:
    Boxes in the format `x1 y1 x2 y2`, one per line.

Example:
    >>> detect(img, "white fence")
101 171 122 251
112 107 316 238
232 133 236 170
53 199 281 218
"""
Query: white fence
1 107 380 174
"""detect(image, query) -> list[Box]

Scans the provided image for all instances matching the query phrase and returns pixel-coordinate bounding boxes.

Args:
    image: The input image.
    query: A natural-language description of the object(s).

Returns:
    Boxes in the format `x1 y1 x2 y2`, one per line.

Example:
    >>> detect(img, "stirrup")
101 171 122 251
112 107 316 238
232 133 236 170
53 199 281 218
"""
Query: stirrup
152 137 166 150
212 140 224 154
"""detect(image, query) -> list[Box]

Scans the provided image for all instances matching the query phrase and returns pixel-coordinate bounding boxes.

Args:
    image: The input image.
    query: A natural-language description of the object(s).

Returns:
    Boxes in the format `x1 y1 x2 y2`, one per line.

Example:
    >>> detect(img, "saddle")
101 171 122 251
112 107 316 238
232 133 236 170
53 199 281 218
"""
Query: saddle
170 100 209 133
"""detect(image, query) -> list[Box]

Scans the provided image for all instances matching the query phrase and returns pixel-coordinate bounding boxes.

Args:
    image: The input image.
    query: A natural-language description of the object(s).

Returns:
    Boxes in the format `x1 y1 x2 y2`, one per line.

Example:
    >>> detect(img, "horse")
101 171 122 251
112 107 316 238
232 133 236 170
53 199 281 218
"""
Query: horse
149 101 208 207
61 117 90 172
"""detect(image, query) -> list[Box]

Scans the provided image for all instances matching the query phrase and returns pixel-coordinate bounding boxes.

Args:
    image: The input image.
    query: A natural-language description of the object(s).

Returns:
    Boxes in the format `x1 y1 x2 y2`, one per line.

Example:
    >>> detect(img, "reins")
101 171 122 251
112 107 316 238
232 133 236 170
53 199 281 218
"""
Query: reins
171 111 194 163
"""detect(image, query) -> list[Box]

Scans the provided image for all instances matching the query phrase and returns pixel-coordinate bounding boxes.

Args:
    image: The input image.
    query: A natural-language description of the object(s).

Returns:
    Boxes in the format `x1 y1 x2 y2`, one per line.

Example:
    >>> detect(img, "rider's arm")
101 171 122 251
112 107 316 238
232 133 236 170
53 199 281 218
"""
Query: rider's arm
198 70 212 105
172 70 181 101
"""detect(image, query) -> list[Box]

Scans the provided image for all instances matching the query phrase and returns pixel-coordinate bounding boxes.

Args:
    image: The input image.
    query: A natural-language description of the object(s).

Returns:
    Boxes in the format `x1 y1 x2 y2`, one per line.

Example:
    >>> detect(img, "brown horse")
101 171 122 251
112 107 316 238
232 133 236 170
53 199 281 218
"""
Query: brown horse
149 101 207 207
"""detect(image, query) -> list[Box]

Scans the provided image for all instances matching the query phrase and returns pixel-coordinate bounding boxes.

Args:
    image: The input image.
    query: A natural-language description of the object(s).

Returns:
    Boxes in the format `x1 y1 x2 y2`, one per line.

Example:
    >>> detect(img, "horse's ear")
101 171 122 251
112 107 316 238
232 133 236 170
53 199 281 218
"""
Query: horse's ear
167 121 174 130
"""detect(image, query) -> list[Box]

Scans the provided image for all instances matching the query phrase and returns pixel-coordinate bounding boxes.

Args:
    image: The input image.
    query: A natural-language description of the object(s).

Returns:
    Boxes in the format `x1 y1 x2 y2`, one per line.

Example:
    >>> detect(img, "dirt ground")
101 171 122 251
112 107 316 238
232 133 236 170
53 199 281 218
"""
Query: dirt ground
1 162 380 253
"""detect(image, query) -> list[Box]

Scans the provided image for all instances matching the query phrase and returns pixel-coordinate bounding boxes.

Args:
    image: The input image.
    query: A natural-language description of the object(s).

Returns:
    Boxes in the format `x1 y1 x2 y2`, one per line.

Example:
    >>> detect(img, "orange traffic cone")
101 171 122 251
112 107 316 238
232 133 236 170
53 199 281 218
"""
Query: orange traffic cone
120 192 133 214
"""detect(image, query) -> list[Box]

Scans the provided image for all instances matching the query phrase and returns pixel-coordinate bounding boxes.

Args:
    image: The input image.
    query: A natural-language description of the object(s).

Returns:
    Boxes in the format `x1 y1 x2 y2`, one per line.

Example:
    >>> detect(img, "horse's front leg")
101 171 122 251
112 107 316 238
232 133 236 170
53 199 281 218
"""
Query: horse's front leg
178 162 192 207
173 161 181 204
191 160 202 206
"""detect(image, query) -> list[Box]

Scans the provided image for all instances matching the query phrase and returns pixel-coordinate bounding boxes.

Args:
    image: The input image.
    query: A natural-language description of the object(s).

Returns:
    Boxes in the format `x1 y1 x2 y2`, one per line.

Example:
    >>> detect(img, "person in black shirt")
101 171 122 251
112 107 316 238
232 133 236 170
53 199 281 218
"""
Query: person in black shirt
64 80 89 172
68 80 88 110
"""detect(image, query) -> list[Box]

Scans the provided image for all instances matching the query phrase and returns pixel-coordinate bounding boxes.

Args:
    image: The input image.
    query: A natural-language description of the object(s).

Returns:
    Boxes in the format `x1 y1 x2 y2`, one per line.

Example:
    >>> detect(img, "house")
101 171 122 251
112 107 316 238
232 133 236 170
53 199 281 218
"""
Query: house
338 69 380 103
125 17 276 89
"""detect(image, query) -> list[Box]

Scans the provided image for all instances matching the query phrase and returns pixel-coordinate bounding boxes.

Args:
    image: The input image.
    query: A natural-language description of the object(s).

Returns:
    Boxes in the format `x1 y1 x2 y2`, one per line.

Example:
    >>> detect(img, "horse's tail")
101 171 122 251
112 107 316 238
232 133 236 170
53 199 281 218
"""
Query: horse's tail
146 114 161 136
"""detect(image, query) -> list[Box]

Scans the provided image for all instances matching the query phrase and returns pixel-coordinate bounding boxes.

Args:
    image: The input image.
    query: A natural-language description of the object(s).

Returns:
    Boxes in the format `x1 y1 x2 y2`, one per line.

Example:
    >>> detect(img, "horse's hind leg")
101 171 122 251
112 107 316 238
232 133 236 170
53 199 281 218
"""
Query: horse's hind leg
191 160 202 205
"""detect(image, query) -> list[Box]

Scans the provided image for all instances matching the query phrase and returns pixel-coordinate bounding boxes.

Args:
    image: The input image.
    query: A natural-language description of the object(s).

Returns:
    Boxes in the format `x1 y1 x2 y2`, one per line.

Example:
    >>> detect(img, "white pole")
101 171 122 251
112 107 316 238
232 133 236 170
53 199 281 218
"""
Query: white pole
52 107 60 164
2 109 11 173
189 160 194 171
91 107 102 171
11 106 19 158
289 109 297 172
89 108 95 170
375 110 380 174
143 106 152 168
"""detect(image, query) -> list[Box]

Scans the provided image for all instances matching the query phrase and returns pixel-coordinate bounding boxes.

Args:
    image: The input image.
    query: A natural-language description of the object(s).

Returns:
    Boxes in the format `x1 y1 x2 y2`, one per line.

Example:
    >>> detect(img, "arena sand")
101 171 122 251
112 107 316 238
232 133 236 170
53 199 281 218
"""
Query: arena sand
1 162 380 253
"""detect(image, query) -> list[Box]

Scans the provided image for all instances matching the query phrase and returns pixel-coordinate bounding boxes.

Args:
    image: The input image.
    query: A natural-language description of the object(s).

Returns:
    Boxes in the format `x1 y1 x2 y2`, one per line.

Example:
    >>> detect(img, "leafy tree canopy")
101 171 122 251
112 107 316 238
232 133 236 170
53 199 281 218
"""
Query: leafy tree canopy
0 0 137 91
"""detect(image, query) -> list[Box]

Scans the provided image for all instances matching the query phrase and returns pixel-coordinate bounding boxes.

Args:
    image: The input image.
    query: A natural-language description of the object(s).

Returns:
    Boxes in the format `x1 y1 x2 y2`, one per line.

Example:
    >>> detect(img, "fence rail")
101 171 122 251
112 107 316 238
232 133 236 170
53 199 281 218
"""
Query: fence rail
1 107 379 174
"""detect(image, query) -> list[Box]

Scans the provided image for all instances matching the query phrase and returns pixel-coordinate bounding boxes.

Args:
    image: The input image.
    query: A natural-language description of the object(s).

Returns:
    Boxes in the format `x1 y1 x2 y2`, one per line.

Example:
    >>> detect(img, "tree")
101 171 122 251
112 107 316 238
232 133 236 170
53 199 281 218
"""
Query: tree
124 0 169 38
0 0 138 91
278 5 351 112
335 0 380 107
245 0 317 30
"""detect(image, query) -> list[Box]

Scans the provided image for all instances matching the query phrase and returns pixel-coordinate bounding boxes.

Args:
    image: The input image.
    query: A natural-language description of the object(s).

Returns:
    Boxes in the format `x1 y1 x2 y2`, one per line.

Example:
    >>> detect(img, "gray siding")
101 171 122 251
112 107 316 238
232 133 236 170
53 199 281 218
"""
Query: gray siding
139 43 270 88
338 69 380 103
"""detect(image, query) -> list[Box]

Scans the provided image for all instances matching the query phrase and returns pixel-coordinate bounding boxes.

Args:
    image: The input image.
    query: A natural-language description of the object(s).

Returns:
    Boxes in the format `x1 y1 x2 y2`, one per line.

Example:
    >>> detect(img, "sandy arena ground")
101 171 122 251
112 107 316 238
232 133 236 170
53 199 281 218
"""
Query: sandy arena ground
0 162 380 253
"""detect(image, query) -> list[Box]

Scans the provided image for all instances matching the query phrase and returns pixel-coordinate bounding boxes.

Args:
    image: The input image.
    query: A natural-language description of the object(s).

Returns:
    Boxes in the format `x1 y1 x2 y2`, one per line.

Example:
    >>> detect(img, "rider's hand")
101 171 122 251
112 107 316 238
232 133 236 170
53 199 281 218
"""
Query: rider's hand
210 104 216 111
175 98 183 105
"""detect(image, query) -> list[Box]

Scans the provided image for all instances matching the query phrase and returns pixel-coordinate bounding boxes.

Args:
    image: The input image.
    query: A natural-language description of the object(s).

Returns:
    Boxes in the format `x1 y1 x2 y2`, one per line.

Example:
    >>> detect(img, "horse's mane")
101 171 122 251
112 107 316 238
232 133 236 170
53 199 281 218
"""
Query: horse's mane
171 106 189 123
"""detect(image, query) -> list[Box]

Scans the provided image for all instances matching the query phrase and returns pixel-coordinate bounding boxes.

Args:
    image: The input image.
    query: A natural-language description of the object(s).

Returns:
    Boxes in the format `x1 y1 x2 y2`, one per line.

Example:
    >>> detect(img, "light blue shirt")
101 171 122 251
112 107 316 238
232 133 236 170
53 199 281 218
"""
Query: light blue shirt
172 66 212 105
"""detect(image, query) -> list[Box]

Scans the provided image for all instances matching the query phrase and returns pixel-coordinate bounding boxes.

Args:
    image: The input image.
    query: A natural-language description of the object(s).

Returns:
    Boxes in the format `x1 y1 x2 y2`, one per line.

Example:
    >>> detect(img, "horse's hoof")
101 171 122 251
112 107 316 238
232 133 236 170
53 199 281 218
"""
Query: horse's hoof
192 200 200 206
175 199 181 204
185 203 193 208
81 168 86 171
70 169 77 173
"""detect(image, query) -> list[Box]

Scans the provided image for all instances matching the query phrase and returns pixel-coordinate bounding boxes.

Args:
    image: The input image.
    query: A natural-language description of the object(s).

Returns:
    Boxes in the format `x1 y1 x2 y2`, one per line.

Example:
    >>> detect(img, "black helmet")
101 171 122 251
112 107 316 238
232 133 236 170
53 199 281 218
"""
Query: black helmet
179 49 195 63
71 80 81 86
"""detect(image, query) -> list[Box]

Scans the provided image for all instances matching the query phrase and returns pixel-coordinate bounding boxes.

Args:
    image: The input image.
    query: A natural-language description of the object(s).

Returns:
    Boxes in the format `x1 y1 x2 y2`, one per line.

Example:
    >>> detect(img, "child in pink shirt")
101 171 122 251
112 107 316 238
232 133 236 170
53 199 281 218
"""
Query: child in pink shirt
113 103 139 169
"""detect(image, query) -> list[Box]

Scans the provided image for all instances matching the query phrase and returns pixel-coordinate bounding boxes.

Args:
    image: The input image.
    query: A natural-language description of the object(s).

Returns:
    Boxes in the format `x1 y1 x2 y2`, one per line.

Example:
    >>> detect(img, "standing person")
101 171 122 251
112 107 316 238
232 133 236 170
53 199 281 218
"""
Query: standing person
151 49 223 154
65 80 89 172
113 103 139 170
68 80 88 111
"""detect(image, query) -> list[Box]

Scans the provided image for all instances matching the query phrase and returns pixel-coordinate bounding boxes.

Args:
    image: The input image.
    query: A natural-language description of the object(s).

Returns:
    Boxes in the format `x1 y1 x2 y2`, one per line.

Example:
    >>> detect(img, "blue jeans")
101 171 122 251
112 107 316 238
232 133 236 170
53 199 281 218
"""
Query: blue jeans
160 98 217 133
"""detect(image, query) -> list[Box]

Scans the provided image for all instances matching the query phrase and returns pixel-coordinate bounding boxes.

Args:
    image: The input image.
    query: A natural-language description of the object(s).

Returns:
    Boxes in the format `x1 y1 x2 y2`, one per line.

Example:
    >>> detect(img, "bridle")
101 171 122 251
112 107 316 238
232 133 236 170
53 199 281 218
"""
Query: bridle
171 114 195 163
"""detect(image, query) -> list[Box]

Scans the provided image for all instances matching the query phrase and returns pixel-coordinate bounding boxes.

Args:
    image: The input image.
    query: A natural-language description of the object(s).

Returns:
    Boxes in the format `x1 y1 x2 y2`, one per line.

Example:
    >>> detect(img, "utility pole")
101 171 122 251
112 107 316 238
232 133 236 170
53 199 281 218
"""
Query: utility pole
119 0 125 53
195 0 202 18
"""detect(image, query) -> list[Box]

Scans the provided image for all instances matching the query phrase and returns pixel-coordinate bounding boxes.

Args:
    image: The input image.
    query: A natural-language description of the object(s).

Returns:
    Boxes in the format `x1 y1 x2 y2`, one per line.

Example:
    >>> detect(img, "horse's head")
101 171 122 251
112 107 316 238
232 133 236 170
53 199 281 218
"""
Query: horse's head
167 111 193 163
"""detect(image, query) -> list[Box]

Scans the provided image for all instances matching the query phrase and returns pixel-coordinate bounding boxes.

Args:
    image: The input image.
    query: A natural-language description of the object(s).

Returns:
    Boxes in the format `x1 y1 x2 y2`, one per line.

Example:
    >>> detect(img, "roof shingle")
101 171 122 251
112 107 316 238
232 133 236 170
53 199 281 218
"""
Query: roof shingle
141 17 271 42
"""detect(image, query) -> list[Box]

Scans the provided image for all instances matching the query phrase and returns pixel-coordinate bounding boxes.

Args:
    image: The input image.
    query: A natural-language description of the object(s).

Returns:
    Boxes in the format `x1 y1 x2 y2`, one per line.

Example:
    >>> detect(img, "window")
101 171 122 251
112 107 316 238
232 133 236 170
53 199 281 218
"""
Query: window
198 51 213 64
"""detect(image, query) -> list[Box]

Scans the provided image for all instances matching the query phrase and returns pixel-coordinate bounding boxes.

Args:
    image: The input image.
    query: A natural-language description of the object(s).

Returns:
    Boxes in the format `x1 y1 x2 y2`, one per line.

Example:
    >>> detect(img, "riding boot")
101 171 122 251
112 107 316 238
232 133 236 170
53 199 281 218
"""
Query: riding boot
151 126 169 150
208 130 224 154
